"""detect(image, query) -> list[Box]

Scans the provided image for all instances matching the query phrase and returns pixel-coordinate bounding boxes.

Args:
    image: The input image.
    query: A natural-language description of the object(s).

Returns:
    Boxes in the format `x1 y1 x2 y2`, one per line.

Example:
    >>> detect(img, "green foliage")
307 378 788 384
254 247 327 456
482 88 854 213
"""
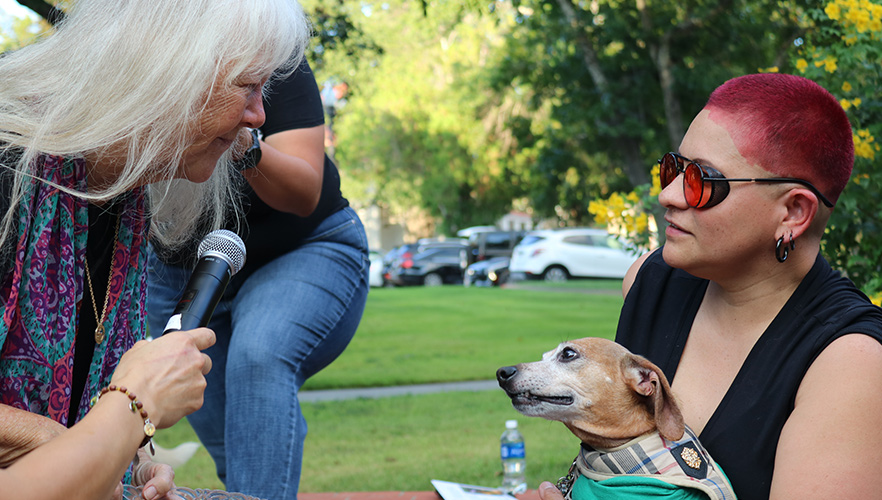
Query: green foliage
322 1 534 233
794 0 882 294
310 0 811 232
0 10 52 52
485 0 808 223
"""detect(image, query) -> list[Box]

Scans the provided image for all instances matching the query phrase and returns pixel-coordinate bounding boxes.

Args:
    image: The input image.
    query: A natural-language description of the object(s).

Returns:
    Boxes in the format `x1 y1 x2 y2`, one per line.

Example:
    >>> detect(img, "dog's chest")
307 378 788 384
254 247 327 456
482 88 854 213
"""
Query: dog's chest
561 427 737 500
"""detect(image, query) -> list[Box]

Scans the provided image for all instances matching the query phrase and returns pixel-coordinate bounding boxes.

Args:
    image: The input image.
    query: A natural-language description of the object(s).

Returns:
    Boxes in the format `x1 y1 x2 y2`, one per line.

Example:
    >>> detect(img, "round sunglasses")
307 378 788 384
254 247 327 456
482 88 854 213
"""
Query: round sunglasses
657 152 834 209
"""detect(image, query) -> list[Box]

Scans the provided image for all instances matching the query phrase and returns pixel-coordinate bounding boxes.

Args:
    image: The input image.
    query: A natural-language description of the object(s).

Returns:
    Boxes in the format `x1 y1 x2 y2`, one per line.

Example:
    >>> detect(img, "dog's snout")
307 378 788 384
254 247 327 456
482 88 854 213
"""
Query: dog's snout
497 366 518 384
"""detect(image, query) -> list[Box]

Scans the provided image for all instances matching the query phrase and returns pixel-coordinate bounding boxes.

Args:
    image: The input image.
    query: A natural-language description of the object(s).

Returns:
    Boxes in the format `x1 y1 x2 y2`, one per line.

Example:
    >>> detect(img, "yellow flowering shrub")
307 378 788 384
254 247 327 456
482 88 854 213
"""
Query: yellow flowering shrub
795 1 882 297
588 165 659 252
853 129 879 160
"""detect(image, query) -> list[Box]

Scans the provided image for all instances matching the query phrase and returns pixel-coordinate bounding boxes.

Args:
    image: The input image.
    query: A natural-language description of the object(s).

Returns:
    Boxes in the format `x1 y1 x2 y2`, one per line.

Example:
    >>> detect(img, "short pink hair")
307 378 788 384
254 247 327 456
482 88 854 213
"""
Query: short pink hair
704 73 853 205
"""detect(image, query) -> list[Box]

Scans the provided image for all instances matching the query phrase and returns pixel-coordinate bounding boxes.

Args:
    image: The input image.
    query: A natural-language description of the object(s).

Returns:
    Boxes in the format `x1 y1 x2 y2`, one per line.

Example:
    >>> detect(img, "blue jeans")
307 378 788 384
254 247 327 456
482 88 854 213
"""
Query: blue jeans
147 207 369 499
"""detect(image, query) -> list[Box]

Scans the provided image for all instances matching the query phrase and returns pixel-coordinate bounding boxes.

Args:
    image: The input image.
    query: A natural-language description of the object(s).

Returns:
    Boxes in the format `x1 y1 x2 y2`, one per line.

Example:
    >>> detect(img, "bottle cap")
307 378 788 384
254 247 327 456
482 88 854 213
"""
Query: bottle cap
505 419 518 429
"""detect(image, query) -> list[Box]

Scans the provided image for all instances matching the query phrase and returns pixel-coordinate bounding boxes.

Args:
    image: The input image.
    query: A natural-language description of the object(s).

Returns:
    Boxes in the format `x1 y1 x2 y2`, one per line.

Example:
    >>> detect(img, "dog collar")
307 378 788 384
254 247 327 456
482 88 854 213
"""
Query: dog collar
560 426 736 500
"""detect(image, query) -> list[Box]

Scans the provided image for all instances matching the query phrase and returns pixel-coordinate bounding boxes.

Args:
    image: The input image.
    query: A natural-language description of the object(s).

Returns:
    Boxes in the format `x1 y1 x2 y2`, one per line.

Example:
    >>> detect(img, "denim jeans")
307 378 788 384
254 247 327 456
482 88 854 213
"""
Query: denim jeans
147 207 369 499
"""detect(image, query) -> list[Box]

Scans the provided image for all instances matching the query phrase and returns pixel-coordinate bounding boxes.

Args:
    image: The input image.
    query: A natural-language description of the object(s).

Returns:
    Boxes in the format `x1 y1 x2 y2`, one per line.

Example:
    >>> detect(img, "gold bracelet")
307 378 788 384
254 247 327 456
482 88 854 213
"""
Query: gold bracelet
91 384 156 450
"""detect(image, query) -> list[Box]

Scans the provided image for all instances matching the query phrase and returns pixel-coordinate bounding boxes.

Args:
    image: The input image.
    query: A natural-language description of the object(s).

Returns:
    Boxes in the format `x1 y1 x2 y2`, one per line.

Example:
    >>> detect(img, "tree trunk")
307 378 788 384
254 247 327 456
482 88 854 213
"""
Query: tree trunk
15 0 64 25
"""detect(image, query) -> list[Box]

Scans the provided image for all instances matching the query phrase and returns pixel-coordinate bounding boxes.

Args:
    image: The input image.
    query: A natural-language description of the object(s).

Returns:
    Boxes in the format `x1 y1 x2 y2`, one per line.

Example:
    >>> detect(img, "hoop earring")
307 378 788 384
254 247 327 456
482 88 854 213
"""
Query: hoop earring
775 232 796 263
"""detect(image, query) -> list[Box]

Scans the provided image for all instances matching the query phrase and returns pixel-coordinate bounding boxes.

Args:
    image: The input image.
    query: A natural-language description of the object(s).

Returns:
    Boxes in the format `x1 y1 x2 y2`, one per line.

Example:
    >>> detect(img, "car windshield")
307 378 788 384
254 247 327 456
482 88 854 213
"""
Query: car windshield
518 235 545 246
416 247 461 260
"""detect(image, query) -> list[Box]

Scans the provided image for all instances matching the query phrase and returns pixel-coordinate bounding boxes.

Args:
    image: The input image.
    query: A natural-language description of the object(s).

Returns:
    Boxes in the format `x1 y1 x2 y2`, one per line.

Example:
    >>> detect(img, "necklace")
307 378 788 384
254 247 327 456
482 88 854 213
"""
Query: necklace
83 212 121 344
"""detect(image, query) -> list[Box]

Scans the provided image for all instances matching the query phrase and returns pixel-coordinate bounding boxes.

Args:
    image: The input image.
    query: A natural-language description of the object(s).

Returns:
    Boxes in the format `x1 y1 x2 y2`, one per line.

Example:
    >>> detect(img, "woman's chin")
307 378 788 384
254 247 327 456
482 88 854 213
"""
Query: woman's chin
178 157 224 183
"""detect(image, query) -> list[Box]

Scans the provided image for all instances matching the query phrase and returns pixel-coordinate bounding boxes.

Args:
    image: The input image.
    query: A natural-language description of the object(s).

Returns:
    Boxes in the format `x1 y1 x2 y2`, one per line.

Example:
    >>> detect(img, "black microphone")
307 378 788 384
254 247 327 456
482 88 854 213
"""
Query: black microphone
162 229 246 334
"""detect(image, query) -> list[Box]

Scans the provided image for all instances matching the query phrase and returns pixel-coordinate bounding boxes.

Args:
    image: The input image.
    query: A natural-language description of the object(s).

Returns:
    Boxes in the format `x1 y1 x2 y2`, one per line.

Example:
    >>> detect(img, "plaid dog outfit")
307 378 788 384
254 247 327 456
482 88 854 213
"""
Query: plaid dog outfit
558 426 736 500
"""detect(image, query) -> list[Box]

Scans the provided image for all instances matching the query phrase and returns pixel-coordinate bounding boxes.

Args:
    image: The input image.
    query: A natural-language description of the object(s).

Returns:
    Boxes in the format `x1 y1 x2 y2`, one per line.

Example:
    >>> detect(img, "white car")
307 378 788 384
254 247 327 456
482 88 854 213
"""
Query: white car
369 250 385 287
509 228 639 282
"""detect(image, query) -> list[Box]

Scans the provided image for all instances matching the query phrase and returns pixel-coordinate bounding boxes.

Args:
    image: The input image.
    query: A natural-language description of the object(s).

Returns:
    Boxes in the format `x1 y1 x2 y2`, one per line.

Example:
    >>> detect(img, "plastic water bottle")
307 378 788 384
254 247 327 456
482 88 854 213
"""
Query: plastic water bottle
500 419 527 493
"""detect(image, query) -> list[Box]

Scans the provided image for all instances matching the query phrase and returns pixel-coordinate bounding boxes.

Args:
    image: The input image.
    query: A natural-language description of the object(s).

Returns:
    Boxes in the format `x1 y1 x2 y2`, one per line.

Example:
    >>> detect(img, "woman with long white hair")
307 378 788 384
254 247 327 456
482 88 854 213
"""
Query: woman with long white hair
0 1 310 498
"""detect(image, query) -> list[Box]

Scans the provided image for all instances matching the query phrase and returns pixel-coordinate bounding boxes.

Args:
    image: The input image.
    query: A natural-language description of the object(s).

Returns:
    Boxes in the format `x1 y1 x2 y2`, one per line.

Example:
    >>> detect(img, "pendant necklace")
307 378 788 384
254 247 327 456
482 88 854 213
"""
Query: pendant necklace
83 213 121 344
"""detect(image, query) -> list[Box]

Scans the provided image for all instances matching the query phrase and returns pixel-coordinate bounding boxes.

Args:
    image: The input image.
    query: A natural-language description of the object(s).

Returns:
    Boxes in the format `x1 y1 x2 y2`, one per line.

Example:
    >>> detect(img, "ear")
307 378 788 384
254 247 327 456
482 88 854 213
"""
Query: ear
622 354 685 441
780 188 820 241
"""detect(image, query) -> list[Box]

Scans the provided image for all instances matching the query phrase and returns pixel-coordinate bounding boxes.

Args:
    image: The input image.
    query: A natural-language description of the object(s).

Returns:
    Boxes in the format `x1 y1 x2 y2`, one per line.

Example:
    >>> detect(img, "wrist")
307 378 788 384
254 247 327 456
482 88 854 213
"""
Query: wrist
91 384 156 451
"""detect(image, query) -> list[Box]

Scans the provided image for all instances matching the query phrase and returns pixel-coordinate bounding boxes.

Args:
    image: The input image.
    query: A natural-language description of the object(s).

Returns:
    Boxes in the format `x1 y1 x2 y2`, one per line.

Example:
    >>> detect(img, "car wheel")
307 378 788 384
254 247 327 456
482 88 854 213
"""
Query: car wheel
543 266 569 283
423 273 444 287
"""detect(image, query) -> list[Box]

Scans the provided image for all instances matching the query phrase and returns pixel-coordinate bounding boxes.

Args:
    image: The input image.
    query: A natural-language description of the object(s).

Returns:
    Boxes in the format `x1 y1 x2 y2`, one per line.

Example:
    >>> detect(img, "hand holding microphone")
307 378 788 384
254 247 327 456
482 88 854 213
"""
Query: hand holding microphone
162 230 247 334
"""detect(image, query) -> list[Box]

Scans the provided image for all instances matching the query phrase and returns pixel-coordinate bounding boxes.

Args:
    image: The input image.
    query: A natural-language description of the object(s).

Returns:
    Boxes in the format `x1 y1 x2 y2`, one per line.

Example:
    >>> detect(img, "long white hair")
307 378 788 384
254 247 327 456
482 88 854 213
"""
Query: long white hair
0 0 311 249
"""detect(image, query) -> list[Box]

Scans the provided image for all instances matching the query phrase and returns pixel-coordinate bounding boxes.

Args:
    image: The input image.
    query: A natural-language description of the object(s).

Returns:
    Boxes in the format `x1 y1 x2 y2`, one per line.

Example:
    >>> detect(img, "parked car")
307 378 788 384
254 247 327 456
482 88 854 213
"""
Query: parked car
368 250 385 287
456 225 497 238
509 228 638 281
382 240 466 283
466 230 526 265
463 257 511 287
385 245 469 286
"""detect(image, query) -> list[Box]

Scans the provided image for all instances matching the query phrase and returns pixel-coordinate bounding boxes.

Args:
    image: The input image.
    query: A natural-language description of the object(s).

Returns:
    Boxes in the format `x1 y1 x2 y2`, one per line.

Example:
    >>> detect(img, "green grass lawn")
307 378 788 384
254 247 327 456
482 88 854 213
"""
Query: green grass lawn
166 283 624 492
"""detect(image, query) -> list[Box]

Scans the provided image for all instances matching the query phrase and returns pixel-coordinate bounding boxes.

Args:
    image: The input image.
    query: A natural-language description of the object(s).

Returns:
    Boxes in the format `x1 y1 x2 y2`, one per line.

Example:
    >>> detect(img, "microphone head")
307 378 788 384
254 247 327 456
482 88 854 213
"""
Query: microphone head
197 229 246 275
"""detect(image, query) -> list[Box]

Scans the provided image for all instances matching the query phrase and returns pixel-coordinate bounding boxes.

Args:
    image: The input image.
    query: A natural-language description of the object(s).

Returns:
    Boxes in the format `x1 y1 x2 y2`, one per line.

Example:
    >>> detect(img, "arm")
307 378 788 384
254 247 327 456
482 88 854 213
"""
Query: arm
0 404 66 468
769 333 882 498
0 328 214 500
239 125 325 216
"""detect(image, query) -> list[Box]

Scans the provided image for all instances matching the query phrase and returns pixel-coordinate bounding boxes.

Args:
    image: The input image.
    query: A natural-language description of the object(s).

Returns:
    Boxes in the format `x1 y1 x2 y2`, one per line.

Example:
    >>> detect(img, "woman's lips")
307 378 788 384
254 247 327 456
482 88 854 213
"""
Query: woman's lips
665 219 690 236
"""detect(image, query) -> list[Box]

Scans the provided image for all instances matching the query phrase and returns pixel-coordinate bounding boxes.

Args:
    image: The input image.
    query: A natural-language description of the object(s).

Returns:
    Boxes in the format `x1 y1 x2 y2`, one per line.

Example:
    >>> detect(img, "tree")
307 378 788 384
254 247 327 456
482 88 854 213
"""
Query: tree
319 1 533 234
486 0 809 226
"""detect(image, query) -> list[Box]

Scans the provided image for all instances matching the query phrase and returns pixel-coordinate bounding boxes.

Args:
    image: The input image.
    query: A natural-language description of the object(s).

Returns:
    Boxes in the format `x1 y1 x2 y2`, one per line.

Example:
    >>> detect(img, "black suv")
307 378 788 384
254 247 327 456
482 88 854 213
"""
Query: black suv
385 245 469 286
466 230 526 265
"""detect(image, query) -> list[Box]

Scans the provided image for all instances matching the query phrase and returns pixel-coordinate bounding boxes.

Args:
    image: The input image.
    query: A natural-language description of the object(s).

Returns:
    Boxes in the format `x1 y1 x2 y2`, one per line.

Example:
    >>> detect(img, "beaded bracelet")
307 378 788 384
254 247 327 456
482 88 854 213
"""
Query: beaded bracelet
91 384 156 451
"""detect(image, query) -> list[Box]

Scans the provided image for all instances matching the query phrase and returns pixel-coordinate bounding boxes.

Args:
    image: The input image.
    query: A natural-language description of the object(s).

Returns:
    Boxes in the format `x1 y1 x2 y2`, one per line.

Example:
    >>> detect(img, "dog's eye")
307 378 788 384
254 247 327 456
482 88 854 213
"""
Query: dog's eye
559 347 579 362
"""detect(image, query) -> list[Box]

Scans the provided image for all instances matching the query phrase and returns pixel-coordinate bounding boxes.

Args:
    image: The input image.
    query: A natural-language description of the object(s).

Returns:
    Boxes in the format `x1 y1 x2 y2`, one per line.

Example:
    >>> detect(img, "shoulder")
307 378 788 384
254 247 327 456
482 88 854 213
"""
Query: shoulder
262 59 324 137
771 333 882 497
622 248 660 299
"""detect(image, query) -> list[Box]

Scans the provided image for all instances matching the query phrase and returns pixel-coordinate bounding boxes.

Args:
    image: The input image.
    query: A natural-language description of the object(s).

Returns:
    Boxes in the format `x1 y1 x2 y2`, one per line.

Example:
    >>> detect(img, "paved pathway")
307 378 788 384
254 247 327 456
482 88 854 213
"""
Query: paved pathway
300 380 500 402
299 490 541 500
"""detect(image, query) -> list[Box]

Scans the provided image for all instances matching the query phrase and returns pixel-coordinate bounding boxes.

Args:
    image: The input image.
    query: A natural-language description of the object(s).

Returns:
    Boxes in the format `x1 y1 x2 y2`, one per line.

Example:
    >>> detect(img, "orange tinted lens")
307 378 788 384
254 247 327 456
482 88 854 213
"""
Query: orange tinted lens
660 154 677 188
683 163 705 207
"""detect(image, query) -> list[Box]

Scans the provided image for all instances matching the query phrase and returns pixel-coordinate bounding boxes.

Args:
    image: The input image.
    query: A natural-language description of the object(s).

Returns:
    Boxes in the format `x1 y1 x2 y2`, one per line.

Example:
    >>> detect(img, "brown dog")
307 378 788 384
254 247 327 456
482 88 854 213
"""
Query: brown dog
496 337 736 500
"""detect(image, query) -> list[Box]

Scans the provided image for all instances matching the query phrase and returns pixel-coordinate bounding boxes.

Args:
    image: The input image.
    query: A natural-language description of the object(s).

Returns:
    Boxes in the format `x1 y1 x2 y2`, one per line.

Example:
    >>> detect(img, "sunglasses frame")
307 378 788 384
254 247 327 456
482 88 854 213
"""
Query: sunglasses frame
658 152 834 209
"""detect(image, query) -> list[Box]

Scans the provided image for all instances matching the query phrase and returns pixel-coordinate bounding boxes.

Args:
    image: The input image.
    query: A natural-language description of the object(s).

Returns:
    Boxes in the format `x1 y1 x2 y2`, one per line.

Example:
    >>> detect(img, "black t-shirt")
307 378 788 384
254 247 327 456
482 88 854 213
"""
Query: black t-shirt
157 59 349 279
615 249 882 499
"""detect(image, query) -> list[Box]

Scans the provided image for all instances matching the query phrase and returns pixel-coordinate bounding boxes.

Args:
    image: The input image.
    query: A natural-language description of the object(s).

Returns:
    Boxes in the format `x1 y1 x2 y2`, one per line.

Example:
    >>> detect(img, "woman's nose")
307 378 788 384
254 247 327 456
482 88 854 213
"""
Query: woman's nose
242 92 265 130
658 172 687 209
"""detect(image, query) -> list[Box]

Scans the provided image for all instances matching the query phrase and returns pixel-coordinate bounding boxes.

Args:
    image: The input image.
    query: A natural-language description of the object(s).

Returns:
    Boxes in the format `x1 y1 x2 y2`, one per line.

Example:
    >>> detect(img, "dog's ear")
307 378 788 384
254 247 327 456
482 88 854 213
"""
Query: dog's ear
621 354 685 441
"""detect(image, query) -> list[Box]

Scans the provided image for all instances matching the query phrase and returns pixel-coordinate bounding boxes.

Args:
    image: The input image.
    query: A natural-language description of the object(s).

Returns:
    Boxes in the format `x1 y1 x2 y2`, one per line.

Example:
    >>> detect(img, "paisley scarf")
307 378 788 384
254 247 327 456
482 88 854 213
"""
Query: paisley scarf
0 154 149 425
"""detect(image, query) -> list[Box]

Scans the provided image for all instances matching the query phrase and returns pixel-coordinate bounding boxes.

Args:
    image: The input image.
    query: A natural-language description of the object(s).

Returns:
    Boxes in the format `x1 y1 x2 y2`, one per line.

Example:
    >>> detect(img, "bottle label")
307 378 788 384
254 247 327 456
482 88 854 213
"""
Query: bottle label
501 442 525 459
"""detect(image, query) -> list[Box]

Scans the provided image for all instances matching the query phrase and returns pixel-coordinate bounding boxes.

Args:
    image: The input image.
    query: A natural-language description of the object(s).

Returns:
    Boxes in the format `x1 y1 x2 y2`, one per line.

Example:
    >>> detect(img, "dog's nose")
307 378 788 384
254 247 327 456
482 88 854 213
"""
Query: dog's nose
496 366 518 384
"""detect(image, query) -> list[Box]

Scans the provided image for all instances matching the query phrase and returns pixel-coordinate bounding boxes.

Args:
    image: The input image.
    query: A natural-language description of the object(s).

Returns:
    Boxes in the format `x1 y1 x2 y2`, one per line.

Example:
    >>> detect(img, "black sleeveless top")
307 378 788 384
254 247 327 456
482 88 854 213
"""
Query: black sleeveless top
616 249 882 500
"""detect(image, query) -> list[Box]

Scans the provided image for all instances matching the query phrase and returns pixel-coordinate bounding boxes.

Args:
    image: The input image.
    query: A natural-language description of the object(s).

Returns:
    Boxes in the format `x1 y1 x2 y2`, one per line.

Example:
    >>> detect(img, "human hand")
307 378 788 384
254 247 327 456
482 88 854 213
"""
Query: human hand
129 447 184 500
0 405 67 467
108 454 182 500
537 481 565 500
110 328 215 428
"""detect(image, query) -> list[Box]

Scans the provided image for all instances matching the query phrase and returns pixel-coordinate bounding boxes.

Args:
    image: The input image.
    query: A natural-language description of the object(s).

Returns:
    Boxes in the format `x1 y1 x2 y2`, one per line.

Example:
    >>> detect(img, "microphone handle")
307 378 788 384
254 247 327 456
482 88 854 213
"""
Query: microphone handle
162 255 232 334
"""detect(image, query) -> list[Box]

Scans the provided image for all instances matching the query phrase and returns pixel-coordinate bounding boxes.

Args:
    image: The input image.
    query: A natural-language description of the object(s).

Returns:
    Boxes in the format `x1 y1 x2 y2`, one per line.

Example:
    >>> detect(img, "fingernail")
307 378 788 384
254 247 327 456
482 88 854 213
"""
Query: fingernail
539 481 555 491
142 486 157 500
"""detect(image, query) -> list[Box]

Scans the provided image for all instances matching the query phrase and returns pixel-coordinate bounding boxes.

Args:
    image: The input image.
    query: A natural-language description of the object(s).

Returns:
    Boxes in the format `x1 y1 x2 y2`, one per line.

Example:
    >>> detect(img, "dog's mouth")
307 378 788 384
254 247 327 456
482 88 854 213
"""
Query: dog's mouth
506 391 574 406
